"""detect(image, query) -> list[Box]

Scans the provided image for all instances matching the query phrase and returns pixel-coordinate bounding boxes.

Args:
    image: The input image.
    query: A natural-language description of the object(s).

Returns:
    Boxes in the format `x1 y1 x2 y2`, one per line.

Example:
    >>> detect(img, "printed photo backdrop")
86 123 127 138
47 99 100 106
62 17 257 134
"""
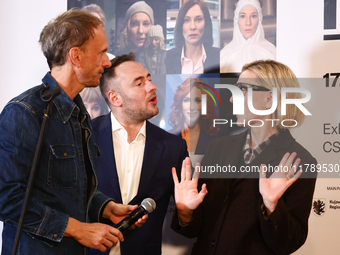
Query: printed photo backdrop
0 0 339 254
65 0 337 254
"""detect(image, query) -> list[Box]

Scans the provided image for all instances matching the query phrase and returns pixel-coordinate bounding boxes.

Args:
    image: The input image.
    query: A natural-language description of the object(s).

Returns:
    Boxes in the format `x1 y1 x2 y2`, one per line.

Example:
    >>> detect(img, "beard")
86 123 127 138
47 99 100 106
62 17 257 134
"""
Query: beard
124 105 159 121
121 93 159 122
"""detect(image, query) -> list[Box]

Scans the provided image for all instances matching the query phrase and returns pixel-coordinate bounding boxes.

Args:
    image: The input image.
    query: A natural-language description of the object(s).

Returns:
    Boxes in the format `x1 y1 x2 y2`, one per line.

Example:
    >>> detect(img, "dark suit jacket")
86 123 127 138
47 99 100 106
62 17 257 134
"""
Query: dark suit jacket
165 45 220 74
90 113 188 255
171 129 317 255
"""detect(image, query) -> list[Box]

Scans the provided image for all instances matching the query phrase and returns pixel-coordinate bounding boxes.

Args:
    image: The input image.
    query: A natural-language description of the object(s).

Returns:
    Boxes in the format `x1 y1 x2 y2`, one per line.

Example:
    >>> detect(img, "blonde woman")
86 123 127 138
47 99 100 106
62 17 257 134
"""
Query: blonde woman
116 1 154 57
172 60 317 254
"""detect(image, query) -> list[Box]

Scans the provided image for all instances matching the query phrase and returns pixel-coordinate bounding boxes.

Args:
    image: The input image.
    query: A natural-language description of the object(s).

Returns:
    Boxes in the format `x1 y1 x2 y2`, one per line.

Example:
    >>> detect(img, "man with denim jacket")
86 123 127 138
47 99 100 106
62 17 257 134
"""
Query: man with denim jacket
0 9 146 255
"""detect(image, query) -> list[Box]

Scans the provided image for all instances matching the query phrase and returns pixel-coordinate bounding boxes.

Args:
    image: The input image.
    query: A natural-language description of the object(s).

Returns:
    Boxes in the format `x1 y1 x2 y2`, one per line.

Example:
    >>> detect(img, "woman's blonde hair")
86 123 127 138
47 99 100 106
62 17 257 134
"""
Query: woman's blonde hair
242 60 305 129
143 36 166 50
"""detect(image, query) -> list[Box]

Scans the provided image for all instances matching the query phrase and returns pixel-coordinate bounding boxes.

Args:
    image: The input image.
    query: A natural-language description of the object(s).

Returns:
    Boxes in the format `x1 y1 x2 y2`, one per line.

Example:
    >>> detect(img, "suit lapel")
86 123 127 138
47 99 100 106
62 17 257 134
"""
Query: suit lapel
130 121 164 204
95 114 123 203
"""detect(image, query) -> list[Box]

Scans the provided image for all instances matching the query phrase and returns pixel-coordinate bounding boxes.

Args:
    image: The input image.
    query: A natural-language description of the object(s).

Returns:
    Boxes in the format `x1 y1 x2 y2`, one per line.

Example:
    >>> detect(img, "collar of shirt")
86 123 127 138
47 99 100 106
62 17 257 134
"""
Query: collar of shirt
180 44 207 74
110 112 146 143
243 129 279 164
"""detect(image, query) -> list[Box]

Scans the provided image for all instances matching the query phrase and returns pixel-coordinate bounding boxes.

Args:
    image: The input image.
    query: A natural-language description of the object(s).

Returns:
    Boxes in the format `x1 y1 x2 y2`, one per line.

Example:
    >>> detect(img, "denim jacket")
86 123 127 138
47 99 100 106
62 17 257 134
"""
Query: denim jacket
0 73 112 255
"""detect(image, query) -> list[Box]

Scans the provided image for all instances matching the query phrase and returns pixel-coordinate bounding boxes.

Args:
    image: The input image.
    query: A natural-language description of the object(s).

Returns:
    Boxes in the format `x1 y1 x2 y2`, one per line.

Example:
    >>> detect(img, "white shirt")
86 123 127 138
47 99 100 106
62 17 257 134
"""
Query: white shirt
109 113 146 255
181 44 207 74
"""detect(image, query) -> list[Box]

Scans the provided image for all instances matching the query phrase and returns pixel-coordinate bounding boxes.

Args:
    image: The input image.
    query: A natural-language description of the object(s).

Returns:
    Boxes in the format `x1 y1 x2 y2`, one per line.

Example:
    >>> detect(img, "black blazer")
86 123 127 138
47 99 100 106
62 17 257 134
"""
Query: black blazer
165 45 220 74
90 113 188 255
172 129 317 255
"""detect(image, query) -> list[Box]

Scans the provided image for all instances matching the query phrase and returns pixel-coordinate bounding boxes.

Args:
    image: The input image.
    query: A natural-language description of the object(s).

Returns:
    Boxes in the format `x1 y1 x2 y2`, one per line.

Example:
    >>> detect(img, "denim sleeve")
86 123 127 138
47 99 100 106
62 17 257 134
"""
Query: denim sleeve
0 103 69 244
88 190 114 223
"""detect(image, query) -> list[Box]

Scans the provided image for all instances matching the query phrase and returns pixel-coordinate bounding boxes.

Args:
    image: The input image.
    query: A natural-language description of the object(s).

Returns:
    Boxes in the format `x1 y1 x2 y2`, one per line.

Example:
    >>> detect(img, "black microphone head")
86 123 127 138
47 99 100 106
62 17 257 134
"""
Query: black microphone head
141 198 156 213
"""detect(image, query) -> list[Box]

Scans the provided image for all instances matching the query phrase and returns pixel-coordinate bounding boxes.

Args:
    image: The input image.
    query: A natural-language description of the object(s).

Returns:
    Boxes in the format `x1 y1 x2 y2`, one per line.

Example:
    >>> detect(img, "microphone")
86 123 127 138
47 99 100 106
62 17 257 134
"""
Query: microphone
114 198 156 232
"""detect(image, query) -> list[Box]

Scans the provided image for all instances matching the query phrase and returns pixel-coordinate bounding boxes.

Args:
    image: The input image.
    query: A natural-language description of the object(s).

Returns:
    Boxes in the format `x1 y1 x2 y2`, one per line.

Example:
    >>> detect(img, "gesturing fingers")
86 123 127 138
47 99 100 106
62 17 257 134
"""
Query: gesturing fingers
185 157 191 181
286 157 302 185
178 157 191 182
259 164 267 179
181 157 187 181
173 157 193 185
278 152 295 167
192 162 201 184
283 153 301 181
172 167 179 185
198 183 208 200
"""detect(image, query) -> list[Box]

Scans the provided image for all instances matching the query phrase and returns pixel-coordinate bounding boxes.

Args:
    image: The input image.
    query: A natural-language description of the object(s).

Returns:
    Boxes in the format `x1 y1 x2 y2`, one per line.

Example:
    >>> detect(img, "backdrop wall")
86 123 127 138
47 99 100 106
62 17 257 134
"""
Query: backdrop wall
1 0 339 254
0 0 67 250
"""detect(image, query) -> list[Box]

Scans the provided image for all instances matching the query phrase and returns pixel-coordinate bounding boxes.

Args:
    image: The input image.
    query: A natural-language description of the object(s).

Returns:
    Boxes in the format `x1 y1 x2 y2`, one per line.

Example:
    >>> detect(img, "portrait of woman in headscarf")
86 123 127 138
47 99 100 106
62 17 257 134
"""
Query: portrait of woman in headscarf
220 0 276 73
115 1 154 58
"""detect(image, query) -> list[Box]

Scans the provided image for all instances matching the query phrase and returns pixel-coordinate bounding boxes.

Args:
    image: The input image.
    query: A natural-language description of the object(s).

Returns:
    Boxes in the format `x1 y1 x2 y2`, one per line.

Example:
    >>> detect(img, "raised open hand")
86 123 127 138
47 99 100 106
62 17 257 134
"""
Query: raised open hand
259 152 303 215
172 157 208 223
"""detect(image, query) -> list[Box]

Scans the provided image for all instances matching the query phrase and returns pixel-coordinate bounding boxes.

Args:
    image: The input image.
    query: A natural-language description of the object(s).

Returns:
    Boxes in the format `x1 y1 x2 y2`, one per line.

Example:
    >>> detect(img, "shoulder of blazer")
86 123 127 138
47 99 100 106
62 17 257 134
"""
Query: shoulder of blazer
146 120 184 143
91 113 111 133
276 129 315 159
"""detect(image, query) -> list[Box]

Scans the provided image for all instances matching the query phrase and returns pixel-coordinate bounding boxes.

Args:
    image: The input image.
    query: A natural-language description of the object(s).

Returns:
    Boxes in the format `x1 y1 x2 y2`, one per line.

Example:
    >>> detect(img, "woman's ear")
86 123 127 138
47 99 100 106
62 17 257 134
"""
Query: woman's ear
108 91 122 107
265 91 273 109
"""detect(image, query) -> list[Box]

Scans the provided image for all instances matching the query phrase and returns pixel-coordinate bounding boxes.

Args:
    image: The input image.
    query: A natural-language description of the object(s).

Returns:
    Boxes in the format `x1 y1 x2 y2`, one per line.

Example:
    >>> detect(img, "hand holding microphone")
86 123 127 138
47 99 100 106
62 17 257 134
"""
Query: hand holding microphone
72 199 155 252
114 198 156 232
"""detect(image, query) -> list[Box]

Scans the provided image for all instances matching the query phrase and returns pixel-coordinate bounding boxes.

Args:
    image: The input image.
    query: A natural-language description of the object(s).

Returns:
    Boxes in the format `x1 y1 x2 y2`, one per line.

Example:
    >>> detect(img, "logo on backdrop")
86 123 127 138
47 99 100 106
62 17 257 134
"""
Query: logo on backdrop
200 84 312 128
313 198 326 216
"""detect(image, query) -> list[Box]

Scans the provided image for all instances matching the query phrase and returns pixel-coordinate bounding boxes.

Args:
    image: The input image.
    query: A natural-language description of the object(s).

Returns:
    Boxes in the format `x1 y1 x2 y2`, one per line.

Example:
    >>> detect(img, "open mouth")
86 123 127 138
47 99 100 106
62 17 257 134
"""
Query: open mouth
149 95 157 105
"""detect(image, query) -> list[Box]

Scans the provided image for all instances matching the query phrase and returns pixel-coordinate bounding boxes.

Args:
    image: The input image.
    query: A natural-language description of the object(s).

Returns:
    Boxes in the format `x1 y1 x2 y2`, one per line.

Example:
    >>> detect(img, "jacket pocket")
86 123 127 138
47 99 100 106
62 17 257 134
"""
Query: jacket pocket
48 144 77 188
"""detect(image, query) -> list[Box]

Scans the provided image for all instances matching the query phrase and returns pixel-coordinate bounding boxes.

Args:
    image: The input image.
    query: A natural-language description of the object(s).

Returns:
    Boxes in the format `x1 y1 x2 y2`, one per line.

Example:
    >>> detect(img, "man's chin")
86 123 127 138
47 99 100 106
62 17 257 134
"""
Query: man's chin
145 108 159 120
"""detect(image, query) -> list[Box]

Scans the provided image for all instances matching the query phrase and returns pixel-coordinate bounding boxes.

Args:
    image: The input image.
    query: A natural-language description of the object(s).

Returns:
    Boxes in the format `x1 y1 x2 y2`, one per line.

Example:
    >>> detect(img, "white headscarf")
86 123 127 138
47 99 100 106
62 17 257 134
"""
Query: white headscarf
220 0 276 73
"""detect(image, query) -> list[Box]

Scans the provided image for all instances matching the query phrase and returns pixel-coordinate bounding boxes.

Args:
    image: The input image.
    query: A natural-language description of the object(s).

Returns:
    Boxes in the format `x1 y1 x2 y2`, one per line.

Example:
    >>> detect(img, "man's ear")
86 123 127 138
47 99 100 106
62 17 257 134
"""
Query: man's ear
108 91 122 107
69 47 82 67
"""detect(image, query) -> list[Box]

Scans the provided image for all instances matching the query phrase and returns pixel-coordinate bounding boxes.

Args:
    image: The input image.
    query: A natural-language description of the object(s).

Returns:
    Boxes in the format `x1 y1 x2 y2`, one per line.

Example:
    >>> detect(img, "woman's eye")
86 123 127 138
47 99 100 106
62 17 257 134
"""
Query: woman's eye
131 21 139 27
184 18 190 23
195 98 201 103
183 98 190 103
